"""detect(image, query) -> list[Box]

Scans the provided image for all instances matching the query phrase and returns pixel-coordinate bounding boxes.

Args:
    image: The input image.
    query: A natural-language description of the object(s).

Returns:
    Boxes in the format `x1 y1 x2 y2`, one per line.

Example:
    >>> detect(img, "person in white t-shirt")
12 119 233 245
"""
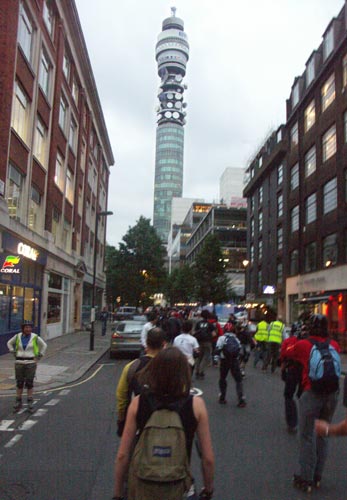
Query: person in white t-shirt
173 320 200 374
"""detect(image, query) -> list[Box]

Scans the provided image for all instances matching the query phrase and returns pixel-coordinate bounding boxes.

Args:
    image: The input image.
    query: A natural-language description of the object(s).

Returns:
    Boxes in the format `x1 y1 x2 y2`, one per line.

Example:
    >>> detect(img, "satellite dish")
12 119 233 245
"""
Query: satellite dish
157 114 162 119
167 102 173 108
175 93 183 100
175 102 182 109
183 102 187 108
173 112 180 119
167 92 174 99
165 111 172 118
175 74 183 82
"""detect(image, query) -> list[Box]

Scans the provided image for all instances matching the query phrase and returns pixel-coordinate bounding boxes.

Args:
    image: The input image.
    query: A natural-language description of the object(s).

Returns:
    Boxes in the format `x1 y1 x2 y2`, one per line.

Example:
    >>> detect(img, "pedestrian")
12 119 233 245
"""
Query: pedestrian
280 325 302 433
140 311 158 349
100 306 108 336
215 326 246 408
113 346 214 500
194 310 216 379
235 319 253 378
166 309 182 344
264 315 284 373
116 328 166 437
285 314 341 492
173 319 200 374
253 318 269 369
7 321 47 413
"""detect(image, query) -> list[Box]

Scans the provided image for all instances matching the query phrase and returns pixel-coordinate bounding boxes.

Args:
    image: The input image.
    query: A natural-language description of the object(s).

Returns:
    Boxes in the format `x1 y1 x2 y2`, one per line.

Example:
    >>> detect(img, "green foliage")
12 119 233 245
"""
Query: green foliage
105 217 166 308
165 264 196 305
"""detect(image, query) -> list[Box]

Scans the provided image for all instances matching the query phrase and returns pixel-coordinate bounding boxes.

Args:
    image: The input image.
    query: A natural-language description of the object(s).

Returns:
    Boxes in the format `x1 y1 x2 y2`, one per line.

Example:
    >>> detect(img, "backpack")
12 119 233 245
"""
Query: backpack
222 334 241 360
128 396 192 500
195 321 212 342
308 339 341 394
127 355 152 397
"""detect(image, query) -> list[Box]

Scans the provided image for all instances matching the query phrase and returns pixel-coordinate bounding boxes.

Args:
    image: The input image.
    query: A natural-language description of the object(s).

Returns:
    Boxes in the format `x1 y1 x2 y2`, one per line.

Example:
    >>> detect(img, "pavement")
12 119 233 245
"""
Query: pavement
0 322 110 396
1 326 346 396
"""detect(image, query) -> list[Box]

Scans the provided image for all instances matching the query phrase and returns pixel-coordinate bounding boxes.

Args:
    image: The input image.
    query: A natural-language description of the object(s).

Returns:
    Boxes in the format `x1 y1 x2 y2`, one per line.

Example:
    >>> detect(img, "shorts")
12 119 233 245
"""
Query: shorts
15 363 37 389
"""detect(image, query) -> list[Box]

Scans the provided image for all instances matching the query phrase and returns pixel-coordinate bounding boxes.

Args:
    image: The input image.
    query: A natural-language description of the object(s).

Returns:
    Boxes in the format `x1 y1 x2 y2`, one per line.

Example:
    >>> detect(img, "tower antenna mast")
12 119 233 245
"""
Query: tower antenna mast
171 6 176 17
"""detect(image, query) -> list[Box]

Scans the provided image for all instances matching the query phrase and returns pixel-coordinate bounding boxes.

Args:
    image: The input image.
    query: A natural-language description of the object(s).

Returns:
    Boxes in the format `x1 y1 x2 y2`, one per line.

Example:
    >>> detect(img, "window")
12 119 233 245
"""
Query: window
6 164 24 220
62 219 72 253
290 122 298 147
323 26 334 61
277 193 283 217
290 249 299 275
322 125 336 162
292 81 299 108
72 77 78 103
59 96 68 132
65 169 74 204
321 74 335 112
11 81 30 143
305 193 317 224
304 100 315 132
258 210 263 232
323 233 337 267
277 226 283 250
63 52 70 81
305 242 317 272
39 49 51 98
250 218 254 238
291 205 299 233
259 186 263 205
306 58 315 87
28 186 42 232
51 207 60 243
54 152 65 191
258 270 262 291
33 116 48 168
18 4 34 63
304 146 316 178
323 177 337 214
250 244 254 263
258 239 262 260
249 196 254 213
69 118 77 152
259 156 263 168
290 163 299 191
343 55 347 88
78 186 83 215
277 164 283 185
277 262 283 283
43 0 54 37
344 111 347 143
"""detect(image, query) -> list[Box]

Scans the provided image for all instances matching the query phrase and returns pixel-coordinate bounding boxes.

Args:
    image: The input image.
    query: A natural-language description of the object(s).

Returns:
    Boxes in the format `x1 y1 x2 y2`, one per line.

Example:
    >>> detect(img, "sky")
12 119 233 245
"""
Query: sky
74 0 344 248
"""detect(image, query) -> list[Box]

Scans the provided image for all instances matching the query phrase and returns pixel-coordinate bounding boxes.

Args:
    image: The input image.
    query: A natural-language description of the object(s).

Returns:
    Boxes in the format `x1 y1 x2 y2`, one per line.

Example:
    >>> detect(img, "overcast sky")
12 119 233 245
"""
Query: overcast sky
74 0 344 247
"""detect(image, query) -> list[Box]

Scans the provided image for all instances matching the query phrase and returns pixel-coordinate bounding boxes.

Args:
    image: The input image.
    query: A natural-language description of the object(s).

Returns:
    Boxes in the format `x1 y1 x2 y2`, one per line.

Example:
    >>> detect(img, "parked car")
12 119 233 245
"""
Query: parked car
110 319 146 358
113 306 138 321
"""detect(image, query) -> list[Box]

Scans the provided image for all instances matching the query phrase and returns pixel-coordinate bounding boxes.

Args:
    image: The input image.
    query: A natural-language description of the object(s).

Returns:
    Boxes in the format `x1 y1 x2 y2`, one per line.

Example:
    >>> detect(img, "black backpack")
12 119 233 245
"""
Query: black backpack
195 321 212 342
222 334 241 360
308 339 341 394
127 355 152 397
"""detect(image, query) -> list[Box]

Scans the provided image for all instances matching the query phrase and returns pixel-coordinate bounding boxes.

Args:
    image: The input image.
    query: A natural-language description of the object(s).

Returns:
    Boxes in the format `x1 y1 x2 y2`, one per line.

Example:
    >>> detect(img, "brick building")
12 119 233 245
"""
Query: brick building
0 0 114 354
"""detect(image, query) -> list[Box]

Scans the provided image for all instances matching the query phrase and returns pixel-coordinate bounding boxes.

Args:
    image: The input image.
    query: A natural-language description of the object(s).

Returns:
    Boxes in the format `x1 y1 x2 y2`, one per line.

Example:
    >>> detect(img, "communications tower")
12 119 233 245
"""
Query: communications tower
153 7 189 242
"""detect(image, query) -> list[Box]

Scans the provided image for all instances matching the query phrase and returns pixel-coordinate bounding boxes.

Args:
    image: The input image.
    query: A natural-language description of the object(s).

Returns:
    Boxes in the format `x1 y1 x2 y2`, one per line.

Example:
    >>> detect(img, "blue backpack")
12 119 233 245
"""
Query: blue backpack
222 334 241 360
308 339 341 394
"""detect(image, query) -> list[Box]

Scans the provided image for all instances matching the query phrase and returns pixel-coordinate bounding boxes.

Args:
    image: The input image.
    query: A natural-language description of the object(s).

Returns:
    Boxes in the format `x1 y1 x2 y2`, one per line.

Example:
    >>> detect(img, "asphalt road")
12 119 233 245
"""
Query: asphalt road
1 352 347 500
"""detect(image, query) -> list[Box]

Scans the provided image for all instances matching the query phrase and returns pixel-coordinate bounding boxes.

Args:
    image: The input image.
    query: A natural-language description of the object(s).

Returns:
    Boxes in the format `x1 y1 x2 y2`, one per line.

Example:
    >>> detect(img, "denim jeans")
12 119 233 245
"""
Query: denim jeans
298 389 338 481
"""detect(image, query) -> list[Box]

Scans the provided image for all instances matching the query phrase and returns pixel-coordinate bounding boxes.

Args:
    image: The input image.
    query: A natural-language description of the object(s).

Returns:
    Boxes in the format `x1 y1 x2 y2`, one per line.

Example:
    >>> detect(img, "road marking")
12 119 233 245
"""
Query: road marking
5 435 22 448
0 420 15 431
190 387 203 396
59 389 71 396
19 420 37 430
35 409 48 417
44 399 60 406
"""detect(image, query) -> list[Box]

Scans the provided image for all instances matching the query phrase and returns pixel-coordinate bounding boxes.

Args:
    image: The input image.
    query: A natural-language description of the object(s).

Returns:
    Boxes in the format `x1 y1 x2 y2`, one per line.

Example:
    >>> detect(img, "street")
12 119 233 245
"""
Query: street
1 352 347 500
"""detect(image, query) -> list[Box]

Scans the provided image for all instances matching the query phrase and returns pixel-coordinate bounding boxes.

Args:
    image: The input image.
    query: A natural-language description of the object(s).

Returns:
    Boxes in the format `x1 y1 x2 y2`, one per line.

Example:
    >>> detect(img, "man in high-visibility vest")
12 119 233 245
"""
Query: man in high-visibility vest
264 316 284 373
253 319 269 369
7 321 47 413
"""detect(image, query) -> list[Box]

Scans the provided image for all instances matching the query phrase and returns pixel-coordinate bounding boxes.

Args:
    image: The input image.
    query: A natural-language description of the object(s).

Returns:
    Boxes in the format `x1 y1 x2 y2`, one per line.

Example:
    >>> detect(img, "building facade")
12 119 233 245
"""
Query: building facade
0 0 114 354
153 8 189 243
219 167 245 204
243 1 347 340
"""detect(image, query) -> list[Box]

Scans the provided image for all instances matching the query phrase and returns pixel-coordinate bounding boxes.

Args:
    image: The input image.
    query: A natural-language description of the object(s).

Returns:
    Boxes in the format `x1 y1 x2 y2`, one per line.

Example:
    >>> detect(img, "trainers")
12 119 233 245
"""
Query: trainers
293 474 313 493
313 474 321 488
218 395 227 404
27 399 34 413
237 399 247 408
13 399 22 412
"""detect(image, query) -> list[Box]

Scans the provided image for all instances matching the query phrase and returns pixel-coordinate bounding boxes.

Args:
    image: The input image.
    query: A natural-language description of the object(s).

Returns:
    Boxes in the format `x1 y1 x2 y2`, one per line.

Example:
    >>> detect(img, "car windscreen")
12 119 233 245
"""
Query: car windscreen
117 322 144 333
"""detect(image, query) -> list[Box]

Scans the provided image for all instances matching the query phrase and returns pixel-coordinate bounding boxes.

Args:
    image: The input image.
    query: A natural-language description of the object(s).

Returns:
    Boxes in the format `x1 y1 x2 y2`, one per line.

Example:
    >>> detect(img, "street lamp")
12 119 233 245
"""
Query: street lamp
90 210 113 351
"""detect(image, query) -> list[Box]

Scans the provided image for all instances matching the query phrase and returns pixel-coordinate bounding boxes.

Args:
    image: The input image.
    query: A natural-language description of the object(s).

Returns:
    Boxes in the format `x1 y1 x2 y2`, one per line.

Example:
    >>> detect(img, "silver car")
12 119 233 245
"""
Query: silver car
110 319 145 358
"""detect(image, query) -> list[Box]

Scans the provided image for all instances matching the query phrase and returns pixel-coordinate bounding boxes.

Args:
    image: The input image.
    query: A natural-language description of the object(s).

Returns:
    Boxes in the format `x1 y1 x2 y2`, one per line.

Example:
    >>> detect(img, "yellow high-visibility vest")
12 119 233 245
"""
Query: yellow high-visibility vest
254 321 269 342
268 321 284 344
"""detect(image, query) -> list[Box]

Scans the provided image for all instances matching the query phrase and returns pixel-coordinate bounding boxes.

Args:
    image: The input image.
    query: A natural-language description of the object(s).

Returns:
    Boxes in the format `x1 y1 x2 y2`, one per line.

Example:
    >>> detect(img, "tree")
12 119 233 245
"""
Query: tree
105 217 166 308
165 264 196 305
194 233 229 305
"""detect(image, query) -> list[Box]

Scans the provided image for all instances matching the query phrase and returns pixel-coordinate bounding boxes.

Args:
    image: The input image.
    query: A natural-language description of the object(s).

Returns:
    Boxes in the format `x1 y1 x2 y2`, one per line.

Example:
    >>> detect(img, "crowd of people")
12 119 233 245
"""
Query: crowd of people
112 307 345 499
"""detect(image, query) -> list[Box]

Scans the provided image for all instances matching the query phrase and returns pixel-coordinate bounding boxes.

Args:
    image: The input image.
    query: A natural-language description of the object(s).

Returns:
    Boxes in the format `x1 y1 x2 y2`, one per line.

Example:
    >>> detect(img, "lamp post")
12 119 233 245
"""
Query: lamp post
90 210 113 351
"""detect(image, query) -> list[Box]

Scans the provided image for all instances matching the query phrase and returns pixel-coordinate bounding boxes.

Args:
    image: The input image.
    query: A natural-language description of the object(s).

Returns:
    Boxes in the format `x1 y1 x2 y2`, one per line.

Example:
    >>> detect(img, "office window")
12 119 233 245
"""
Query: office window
277 262 283 283
65 169 74 204
277 193 283 217
18 4 34 63
323 233 337 267
259 186 263 205
323 177 337 214
305 193 317 224
78 186 83 215
43 0 54 36
323 26 334 61
277 226 283 250
259 156 263 168
11 82 30 143
343 54 347 88
258 239 262 260
62 219 72 253
258 210 263 232
249 196 254 213
292 82 299 108
290 163 299 191
72 77 79 103
28 186 42 232
322 125 336 162
277 164 283 185
59 96 68 132
304 146 316 178
7 164 24 220
250 218 254 238
250 244 254 263
33 116 48 168
63 52 70 81
51 207 60 243
290 249 299 276
39 49 51 98
258 270 262 291
321 74 335 112
69 118 77 152
54 152 65 191
304 100 315 133
290 122 298 147
306 58 315 87
305 242 317 272
291 205 299 233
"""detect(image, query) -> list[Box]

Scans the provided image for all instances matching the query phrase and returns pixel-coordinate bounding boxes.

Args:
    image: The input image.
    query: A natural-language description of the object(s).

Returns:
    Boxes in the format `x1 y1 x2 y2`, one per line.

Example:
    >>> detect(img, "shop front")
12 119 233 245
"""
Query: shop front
0 232 46 355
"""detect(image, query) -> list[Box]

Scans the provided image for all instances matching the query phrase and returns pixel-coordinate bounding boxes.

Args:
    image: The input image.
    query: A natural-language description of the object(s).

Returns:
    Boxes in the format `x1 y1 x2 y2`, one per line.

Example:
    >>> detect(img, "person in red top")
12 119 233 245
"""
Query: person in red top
285 314 340 493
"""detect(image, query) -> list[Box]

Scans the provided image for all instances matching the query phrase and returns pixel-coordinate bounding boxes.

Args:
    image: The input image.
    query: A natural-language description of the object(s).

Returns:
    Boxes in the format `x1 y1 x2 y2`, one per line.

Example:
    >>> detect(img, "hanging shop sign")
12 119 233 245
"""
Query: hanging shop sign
0 254 21 274
2 232 47 265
